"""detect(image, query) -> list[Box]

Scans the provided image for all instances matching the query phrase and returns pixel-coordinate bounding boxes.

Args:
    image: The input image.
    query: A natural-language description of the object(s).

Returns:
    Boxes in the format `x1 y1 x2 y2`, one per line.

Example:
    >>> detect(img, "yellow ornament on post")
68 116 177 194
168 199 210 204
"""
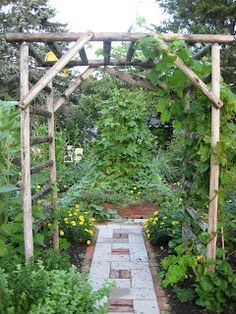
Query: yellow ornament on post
44 51 69 77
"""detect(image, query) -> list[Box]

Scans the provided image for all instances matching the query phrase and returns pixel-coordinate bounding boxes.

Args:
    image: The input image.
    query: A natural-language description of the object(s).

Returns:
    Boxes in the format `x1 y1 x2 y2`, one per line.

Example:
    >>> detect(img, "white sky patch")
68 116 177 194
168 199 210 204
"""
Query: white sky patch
49 0 165 32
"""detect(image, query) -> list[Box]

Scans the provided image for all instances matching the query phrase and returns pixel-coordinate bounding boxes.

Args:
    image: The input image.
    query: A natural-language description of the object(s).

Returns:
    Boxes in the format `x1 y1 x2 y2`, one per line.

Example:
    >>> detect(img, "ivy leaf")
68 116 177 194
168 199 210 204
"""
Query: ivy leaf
160 111 171 123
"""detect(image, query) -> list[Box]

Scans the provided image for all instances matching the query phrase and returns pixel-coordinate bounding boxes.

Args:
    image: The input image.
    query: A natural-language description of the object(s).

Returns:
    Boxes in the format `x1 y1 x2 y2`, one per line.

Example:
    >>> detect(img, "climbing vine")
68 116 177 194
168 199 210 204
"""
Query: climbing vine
136 36 236 214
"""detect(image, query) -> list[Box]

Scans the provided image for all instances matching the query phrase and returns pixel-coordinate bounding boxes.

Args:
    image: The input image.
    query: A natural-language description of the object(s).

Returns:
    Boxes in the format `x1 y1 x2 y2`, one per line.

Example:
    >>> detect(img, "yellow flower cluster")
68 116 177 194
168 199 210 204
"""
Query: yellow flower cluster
59 203 96 243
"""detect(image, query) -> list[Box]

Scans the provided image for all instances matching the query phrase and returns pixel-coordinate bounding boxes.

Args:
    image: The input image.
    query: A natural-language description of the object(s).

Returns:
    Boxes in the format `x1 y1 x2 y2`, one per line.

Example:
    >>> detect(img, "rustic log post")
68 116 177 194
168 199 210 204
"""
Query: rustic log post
47 81 59 252
207 43 221 262
18 31 94 109
54 67 96 112
20 42 34 261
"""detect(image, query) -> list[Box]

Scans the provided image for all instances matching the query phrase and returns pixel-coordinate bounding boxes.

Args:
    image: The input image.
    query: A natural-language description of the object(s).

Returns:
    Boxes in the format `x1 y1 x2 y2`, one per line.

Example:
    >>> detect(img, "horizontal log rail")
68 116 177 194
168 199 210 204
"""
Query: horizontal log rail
30 107 52 118
41 59 153 68
30 135 53 145
5 32 235 43
30 160 53 174
32 183 52 203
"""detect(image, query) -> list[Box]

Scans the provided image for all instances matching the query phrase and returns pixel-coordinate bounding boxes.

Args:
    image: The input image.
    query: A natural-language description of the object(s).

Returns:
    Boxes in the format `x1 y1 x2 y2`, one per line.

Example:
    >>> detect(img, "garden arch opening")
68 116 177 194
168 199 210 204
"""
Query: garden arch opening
6 30 234 262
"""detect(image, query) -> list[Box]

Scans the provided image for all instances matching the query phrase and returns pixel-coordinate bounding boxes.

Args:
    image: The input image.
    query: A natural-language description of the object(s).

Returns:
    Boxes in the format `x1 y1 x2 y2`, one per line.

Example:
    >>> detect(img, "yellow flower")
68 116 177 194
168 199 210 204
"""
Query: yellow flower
59 230 64 236
154 217 158 222
71 221 76 226
86 240 91 245
65 221 69 224
153 221 157 226
68 213 73 217
36 185 41 189
75 204 80 209
137 191 141 195
74 212 78 216
89 230 94 236
130 190 134 194
64 217 68 222
133 187 137 190
64 185 67 189
47 223 52 227
79 221 84 225
154 211 158 216
79 215 85 223
196 255 206 263
172 221 179 226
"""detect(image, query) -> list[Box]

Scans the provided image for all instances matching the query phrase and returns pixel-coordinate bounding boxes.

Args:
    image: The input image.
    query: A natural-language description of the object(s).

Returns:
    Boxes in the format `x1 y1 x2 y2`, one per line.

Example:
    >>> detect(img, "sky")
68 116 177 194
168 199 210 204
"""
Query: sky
49 0 165 32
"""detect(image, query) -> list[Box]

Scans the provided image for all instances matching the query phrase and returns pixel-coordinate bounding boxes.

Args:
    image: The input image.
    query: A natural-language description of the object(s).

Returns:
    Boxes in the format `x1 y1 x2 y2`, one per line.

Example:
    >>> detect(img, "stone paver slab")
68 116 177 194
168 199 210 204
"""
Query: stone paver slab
89 261 110 279
134 300 160 314
110 288 157 300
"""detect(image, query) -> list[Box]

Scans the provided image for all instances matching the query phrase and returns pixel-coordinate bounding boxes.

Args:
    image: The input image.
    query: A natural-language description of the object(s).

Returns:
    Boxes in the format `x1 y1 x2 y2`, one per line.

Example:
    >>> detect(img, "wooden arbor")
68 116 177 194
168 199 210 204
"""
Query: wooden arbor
6 31 235 262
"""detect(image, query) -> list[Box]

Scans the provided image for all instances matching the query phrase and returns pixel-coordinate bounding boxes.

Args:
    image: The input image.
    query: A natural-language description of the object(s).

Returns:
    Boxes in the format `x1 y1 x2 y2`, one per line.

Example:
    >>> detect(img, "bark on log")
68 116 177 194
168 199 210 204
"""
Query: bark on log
5 32 235 43
30 136 53 145
30 160 53 174
30 107 52 118
104 67 167 91
32 184 52 203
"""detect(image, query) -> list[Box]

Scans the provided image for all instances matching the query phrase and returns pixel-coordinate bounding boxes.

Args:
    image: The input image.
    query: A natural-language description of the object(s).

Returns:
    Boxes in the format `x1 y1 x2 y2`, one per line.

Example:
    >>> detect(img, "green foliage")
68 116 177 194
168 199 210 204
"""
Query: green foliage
160 244 197 288
155 0 236 91
0 263 114 314
195 259 236 313
80 88 163 196
173 286 195 303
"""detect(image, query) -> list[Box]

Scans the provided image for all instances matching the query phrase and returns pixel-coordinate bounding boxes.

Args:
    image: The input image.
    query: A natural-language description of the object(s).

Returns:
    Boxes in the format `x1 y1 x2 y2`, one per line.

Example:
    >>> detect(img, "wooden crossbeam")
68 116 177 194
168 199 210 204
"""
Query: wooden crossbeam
103 41 111 65
54 67 95 112
6 32 235 43
79 48 88 64
42 59 153 68
126 42 135 62
30 76 52 93
104 67 157 90
30 107 52 118
30 160 53 174
32 184 52 203
157 38 223 108
47 42 63 58
104 67 167 91
30 135 53 145
18 31 94 109
193 44 212 60
29 44 45 65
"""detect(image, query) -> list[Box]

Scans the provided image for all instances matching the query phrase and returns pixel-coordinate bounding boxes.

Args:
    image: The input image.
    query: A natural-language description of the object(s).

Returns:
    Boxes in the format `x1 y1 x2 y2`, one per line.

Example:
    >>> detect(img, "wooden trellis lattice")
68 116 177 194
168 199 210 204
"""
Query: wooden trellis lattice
6 31 233 262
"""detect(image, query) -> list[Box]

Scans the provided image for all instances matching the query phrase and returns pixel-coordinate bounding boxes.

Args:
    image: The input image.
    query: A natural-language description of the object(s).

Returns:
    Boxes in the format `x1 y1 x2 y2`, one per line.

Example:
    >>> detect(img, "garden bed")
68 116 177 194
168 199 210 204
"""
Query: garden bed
66 242 87 270
153 243 236 314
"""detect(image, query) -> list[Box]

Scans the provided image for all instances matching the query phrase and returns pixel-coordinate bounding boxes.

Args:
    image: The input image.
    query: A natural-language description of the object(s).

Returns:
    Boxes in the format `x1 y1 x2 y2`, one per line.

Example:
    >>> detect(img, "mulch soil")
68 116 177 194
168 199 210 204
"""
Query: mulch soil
66 242 87 271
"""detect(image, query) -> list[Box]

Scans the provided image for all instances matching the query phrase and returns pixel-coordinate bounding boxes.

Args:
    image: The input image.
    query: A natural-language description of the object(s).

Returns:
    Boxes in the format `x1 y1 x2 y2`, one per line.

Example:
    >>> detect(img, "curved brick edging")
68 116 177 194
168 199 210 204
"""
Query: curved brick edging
144 234 172 313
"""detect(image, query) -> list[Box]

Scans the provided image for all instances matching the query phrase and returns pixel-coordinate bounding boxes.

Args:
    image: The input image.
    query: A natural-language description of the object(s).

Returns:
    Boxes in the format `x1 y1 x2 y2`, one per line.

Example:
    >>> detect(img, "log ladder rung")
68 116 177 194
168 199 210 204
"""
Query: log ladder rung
30 160 53 175
30 108 52 118
32 184 52 203
30 136 53 145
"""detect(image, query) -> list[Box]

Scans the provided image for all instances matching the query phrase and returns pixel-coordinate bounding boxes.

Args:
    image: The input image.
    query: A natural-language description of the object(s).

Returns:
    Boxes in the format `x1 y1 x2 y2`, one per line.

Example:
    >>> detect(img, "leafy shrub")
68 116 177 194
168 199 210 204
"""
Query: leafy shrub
160 243 236 313
0 263 114 314
57 203 95 245
195 259 236 313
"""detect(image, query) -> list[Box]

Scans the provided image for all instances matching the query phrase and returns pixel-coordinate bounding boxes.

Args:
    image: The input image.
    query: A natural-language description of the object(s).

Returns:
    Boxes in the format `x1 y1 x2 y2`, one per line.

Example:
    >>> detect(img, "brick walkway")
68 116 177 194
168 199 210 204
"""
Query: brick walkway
88 222 160 314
